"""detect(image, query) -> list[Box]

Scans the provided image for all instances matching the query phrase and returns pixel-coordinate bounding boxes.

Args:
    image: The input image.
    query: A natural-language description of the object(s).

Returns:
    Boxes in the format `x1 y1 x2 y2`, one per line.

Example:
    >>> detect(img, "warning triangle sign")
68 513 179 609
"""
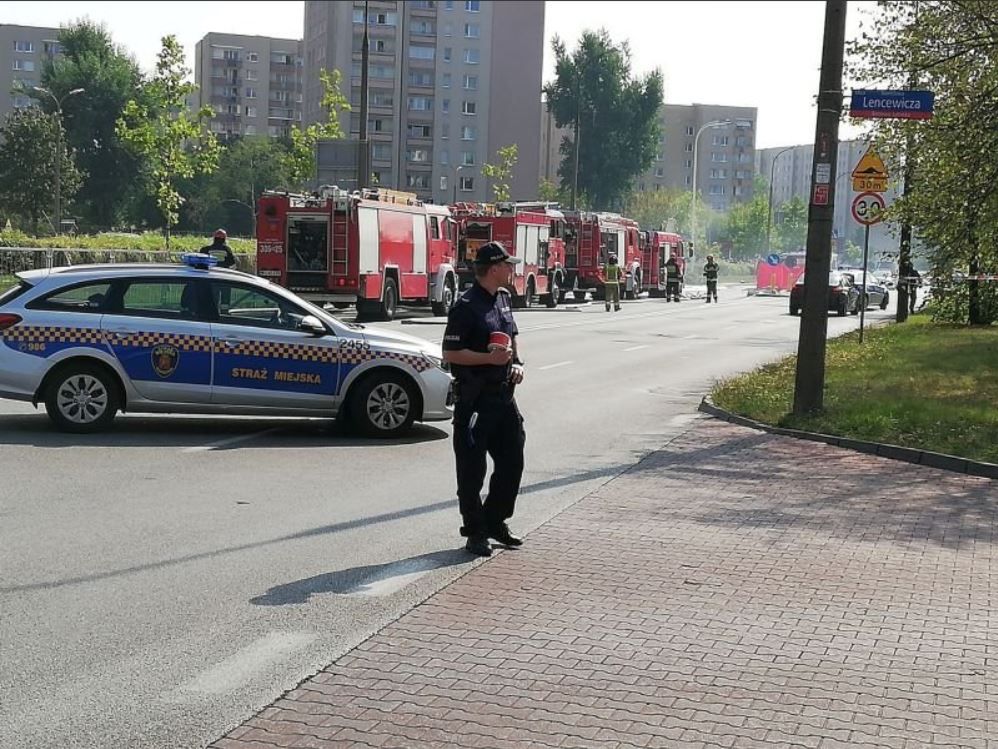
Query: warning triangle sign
852 147 888 179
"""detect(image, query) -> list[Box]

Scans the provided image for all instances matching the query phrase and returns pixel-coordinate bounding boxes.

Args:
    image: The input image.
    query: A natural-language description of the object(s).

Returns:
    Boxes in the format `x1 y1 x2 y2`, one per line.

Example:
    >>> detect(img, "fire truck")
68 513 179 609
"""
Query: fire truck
256 186 459 321
450 202 567 308
639 230 691 297
562 212 643 301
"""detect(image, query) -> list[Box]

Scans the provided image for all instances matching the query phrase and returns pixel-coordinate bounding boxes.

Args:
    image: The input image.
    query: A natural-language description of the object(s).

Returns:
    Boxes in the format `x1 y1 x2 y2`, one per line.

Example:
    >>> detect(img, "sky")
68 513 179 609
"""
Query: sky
4 0 877 149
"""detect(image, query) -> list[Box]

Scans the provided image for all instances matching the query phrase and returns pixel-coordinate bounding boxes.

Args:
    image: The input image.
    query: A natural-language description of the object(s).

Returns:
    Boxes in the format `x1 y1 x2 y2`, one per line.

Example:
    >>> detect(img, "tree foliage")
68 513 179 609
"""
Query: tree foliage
116 36 219 245
775 195 808 252
286 68 351 187
543 29 663 210
848 0 998 324
481 144 518 202
725 181 771 259
40 20 143 230
624 188 692 235
0 108 82 233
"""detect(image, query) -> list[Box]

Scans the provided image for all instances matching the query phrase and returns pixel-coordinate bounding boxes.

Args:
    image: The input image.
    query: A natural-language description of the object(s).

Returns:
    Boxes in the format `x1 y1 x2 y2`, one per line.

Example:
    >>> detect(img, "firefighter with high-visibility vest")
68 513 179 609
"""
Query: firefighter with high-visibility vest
704 254 719 303
603 254 622 312
665 254 683 302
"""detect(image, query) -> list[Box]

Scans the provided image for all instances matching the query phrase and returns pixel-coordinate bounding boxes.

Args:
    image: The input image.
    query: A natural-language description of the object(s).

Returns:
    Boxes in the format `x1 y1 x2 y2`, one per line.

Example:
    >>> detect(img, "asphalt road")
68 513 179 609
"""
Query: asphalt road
0 286 898 749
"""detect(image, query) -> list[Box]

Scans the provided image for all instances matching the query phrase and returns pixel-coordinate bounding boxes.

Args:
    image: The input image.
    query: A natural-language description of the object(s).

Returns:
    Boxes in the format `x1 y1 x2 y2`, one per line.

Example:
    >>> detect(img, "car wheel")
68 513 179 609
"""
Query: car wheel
348 370 417 438
45 362 119 433
880 294 889 310
790 305 799 316
838 299 848 316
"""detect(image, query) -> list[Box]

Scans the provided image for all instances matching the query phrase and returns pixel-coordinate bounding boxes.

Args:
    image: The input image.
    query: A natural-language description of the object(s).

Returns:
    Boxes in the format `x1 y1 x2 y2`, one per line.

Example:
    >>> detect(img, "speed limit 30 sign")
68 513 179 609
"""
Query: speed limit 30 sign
851 191 885 225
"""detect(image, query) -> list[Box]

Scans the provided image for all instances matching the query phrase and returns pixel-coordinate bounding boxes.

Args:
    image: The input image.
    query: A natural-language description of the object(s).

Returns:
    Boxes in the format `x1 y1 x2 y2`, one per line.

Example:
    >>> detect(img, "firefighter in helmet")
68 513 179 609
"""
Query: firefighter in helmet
665 253 683 302
603 253 622 312
704 254 719 303
201 229 236 269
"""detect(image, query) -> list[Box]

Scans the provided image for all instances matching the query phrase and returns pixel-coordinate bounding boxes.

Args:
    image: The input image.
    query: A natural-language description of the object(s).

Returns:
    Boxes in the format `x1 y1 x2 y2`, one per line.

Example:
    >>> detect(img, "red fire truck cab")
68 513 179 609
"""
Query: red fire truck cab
563 212 643 301
451 202 567 308
640 230 691 297
256 187 459 321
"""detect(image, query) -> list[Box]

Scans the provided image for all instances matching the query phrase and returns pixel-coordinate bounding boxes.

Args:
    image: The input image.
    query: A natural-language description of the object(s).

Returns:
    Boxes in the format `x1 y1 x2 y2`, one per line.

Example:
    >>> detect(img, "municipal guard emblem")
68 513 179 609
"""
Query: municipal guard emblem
152 344 179 378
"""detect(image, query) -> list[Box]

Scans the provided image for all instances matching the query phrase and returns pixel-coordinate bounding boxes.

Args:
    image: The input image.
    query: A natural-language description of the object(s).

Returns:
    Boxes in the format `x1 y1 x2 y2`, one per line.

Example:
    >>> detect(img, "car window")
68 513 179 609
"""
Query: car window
28 282 112 312
0 280 33 307
114 280 200 320
210 282 315 331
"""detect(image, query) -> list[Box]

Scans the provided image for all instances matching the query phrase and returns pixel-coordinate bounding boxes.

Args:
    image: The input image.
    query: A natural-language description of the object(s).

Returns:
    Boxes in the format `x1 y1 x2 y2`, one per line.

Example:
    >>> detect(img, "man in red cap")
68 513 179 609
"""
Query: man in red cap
442 241 526 557
200 228 236 268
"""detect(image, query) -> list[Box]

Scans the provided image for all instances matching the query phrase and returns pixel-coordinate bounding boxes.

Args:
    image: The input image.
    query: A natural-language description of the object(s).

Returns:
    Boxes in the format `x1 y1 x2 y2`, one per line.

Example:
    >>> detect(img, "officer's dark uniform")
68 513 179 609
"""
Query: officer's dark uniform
200 236 236 268
665 257 683 302
704 258 719 303
442 244 526 555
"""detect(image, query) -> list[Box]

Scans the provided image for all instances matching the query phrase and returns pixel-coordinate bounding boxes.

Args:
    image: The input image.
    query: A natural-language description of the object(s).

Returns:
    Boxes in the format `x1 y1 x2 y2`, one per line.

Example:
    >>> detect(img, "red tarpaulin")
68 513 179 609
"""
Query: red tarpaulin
756 260 805 292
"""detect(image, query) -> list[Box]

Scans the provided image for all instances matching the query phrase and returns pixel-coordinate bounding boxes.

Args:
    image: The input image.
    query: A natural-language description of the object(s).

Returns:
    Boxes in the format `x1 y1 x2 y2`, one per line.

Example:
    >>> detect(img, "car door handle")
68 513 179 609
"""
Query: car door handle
105 328 132 339
216 337 242 349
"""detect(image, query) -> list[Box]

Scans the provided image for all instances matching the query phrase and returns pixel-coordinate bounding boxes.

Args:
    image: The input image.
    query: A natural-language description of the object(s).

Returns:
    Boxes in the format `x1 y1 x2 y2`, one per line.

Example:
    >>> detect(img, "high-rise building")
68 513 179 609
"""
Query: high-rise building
193 33 303 141
303 0 544 203
756 139 900 254
0 24 63 123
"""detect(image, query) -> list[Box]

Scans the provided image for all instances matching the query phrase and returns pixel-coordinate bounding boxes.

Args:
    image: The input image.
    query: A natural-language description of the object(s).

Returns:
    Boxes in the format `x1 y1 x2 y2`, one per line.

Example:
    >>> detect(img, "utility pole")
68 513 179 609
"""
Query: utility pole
33 86 84 233
792 0 847 416
571 83 580 210
896 1 920 322
358 0 370 190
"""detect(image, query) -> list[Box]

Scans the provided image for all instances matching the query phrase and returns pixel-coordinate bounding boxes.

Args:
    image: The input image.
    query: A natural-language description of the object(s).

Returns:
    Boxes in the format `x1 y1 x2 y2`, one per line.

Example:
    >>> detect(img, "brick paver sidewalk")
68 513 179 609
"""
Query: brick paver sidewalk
212 418 998 748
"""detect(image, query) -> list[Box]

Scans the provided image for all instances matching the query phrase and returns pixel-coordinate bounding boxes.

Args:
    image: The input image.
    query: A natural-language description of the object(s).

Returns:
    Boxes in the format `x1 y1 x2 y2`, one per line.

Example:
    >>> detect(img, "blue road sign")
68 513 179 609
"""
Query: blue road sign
850 90 935 120
766 253 781 267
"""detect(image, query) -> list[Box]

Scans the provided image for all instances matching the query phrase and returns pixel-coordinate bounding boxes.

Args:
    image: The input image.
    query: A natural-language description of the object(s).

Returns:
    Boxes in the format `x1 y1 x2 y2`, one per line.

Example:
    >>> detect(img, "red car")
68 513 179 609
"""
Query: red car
789 271 859 316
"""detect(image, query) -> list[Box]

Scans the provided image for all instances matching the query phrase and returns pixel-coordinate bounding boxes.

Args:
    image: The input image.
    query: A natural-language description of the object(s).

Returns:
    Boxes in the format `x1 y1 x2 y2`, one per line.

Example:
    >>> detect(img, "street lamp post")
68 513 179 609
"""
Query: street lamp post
452 163 469 204
765 146 794 253
689 119 732 252
33 86 85 233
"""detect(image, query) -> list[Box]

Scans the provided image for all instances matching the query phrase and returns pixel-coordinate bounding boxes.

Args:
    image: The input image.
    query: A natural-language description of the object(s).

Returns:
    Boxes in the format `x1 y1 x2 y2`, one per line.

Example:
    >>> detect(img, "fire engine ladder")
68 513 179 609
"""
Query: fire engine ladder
331 208 349 276
580 222 595 268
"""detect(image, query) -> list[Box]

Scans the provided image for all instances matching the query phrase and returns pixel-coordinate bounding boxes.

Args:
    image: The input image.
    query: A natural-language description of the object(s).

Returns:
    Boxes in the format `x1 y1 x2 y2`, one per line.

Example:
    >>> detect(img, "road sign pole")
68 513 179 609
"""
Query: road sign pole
793 0 848 417
859 223 870 344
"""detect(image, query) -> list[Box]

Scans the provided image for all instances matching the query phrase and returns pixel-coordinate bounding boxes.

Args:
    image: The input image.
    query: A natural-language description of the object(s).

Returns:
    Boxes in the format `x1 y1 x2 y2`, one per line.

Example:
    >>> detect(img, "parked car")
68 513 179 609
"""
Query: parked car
789 271 860 316
0 257 453 436
848 270 890 311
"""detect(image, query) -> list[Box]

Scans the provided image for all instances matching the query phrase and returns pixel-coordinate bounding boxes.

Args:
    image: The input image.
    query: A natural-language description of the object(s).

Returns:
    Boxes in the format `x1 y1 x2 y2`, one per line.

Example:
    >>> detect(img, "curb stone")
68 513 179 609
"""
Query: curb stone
699 395 998 480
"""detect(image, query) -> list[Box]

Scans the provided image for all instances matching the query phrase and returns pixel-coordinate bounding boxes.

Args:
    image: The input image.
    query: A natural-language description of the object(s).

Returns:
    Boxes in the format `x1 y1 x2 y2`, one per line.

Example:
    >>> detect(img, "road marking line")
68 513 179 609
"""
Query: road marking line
178 632 315 695
539 360 572 371
183 428 282 453
624 345 649 352
683 334 699 339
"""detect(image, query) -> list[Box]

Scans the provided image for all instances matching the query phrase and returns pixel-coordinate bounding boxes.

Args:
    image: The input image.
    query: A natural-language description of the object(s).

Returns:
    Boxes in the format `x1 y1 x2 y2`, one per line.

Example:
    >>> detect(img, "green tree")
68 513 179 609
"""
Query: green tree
537 177 566 203
725 185 770 259
481 144 518 202
775 195 807 251
40 20 144 230
624 188 692 235
116 35 220 246
543 29 663 210
849 0 998 324
286 68 351 187
0 108 82 234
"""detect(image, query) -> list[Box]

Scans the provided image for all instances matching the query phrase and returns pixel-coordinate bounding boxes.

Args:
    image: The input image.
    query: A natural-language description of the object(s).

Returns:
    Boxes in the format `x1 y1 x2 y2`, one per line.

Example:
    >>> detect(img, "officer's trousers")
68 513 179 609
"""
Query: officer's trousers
706 280 718 301
605 282 620 310
666 279 681 301
453 394 526 537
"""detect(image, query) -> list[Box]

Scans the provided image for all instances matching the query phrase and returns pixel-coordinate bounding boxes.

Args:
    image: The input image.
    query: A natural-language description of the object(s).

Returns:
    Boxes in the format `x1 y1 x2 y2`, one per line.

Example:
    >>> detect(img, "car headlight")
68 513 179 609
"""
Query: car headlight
422 352 448 371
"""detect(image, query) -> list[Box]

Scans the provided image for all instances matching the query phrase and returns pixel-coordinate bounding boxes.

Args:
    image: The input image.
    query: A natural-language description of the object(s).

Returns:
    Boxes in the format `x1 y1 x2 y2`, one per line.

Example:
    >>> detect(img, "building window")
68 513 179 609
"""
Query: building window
685 125 694 136
440 175 448 191
412 20 435 35
685 159 693 168
461 125 476 140
461 101 477 115
407 96 432 111
372 143 392 160
246 69 258 81
407 174 431 189
709 185 726 196
736 136 750 147
247 52 258 63
245 106 257 117
464 48 480 64
460 176 474 191
372 118 385 132
409 71 433 86
443 47 452 63
13 41 35 53
442 98 450 113
374 39 389 53
735 169 750 179
442 73 452 88
409 45 435 61
685 175 692 186
737 153 752 163
43 41 61 56
465 0 481 11
440 151 449 165
461 151 475 166
655 152 663 161
408 123 432 138
244 125 257 135
376 12 398 25
464 23 480 38
733 186 745 196
372 171 383 184
712 135 729 146
11 60 35 72
245 87 256 98
709 168 727 179
12 94 33 109
445 0 454 8
372 92 393 107
441 122 450 139
463 74 478 90
412 0 436 7
654 167 664 177
711 152 727 162
407 148 430 163
684 143 693 152
444 22 453 36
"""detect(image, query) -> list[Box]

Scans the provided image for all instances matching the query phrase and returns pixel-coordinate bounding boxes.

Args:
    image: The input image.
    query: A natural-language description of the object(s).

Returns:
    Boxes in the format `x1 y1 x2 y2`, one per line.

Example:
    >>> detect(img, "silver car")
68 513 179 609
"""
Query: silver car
0 260 453 436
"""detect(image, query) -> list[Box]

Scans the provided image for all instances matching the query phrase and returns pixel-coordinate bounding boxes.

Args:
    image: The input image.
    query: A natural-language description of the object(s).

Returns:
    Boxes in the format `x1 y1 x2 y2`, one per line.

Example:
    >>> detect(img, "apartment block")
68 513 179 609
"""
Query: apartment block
303 0 544 203
756 139 900 253
0 24 63 123
194 33 303 140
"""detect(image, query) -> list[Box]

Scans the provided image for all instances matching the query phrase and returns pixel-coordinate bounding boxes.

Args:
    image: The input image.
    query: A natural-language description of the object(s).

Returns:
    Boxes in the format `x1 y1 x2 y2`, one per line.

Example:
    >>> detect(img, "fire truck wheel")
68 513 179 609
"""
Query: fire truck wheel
380 279 399 321
431 276 456 316
544 276 559 308
347 370 418 438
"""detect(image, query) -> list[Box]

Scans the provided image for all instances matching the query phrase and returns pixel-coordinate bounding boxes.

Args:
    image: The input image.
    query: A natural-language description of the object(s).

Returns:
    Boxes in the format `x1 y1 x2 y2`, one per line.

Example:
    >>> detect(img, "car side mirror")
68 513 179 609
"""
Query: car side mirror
300 315 326 336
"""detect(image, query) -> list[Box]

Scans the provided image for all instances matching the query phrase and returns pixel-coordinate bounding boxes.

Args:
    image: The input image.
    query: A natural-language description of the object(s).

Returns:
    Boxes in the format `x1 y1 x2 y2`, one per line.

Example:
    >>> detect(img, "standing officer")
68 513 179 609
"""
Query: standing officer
442 241 526 557
704 254 719 303
603 253 622 312
201 229 236 268
665 254 683 302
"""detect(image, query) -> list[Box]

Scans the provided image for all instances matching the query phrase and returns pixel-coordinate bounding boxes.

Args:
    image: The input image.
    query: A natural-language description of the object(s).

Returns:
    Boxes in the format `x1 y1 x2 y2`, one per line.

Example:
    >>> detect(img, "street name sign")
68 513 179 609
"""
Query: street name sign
850 89 935 120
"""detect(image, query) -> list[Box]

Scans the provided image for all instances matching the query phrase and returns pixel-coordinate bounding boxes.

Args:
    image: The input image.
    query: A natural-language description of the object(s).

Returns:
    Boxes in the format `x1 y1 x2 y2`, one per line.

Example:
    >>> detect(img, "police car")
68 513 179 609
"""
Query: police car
0 255 452 437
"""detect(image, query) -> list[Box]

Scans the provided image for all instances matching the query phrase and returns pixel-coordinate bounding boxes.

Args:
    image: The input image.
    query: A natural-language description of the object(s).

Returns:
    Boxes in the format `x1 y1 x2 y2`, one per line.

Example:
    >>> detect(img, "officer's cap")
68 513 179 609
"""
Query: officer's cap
474 241 522 266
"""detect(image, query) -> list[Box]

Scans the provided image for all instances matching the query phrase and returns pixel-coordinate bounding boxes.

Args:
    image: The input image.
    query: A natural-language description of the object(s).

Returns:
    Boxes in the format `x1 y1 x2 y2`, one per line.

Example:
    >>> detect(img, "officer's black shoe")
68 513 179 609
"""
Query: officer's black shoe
489 522 523 547
465 535 492 557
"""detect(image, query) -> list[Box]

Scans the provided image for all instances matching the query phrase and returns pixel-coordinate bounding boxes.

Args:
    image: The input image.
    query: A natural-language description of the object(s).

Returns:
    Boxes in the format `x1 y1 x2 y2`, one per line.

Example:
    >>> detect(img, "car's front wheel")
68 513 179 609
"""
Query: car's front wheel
348 370 418 438
44 361 119 433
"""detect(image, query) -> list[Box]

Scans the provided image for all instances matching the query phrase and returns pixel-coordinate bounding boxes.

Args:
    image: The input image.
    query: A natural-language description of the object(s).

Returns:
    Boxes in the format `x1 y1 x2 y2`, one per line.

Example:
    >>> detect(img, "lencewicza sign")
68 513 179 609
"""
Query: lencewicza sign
850 90 935 120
